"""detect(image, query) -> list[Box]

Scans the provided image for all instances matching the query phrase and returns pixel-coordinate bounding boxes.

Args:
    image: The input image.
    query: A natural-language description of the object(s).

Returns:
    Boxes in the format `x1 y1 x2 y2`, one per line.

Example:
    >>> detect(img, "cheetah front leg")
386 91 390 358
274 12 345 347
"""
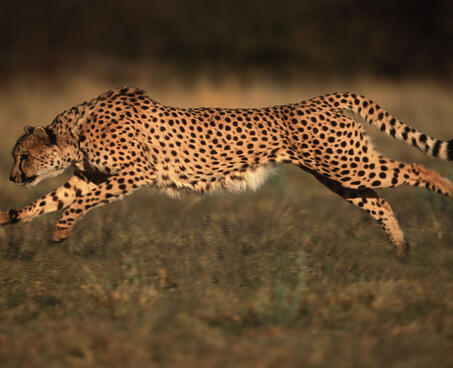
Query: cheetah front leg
0 173 97 227
52 167 152 242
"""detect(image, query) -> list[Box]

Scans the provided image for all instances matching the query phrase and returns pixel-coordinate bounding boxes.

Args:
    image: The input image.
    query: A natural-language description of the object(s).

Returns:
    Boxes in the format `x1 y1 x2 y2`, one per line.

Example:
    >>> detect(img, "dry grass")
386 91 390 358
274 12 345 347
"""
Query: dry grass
0 75 452 367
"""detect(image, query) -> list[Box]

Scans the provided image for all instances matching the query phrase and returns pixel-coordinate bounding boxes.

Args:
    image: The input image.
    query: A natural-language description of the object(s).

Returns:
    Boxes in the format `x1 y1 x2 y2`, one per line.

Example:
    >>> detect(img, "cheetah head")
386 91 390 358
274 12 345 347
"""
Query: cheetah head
9 126 66 187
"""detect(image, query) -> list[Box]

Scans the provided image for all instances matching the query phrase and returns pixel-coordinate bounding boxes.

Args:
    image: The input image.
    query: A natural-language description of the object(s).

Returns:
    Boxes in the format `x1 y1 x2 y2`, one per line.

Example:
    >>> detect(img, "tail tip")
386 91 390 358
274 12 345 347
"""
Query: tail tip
448 139 453 161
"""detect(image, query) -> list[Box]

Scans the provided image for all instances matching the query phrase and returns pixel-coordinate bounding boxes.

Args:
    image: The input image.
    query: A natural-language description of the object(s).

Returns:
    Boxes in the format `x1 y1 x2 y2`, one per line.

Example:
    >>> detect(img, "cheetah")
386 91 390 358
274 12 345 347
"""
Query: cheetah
1 87 452 254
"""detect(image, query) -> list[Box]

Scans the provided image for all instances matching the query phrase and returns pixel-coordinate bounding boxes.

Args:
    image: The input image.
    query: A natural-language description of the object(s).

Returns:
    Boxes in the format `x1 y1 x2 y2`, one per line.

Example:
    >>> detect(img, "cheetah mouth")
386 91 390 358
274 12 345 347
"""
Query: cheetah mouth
19 174 38 187
17 169 64 188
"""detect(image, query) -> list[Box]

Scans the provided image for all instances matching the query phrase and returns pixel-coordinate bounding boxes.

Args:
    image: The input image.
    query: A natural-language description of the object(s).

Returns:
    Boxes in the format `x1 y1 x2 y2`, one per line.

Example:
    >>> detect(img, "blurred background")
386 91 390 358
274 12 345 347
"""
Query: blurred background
1 0 453 84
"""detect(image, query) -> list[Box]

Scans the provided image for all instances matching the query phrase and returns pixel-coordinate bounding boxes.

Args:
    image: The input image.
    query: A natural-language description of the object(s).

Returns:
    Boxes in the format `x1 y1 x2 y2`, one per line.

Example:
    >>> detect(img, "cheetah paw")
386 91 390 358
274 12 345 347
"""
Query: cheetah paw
52 226 72 242
0 211 12 225
395 242 410 259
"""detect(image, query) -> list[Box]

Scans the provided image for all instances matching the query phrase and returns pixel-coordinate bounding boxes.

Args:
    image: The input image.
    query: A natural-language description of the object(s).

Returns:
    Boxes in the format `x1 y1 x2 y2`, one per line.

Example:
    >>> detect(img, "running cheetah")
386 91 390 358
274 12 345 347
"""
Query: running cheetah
1 87 452 254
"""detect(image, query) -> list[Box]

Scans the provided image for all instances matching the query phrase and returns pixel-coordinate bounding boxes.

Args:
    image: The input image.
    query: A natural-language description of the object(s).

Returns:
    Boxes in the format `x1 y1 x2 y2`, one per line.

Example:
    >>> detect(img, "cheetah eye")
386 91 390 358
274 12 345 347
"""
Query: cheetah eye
20 154 29 161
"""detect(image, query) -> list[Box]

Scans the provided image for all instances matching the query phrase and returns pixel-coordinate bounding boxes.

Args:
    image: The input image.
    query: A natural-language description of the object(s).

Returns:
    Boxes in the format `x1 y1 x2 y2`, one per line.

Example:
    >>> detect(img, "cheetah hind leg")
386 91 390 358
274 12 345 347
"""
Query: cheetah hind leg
311 172 409 256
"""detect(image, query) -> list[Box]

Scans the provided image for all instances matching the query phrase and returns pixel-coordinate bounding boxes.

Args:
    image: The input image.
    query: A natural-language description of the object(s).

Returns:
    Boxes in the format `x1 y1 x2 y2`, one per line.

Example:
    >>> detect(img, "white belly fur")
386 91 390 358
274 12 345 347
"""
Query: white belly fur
159 163 275 198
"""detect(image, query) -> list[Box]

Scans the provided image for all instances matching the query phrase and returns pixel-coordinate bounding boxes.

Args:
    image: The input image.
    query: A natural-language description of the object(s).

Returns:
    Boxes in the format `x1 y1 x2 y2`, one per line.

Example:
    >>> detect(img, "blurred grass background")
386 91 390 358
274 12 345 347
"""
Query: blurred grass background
1 0 453 81
0 1 453 367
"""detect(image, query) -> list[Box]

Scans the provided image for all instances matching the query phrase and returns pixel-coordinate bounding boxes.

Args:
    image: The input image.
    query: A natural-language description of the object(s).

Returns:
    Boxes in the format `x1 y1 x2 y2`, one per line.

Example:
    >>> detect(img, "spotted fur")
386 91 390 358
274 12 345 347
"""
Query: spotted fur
1 88 452 253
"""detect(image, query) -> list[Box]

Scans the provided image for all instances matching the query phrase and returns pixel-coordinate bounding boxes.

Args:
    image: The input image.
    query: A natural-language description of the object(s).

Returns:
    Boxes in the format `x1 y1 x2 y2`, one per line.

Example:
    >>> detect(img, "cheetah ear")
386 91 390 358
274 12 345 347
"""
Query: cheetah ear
34 127 50 142
24 125 34 134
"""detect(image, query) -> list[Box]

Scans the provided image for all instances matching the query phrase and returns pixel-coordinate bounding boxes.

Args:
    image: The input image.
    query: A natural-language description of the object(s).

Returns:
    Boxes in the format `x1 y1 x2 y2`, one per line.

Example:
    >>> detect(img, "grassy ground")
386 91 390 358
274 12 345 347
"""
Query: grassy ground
0 76 452 367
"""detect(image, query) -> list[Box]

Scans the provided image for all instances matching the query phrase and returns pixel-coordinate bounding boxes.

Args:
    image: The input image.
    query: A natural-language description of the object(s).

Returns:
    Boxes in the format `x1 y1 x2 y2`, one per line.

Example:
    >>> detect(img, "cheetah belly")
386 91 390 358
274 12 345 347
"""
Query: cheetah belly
155 163 275 198
221 164 275 193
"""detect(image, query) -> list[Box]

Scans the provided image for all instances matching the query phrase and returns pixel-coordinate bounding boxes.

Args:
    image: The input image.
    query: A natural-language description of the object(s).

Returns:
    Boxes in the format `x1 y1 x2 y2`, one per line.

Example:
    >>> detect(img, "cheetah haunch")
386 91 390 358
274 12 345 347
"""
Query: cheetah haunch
1 88 452 253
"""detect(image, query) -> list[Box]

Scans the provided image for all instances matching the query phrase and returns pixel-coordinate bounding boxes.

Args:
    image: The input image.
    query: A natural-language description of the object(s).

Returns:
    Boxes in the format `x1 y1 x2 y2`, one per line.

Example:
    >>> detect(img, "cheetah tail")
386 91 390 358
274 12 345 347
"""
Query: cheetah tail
328 92 453 161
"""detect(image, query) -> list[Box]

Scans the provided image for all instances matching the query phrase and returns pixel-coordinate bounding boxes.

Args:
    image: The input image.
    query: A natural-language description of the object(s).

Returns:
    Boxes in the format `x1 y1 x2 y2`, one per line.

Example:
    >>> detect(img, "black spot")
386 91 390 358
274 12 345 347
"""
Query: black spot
432 140 442 157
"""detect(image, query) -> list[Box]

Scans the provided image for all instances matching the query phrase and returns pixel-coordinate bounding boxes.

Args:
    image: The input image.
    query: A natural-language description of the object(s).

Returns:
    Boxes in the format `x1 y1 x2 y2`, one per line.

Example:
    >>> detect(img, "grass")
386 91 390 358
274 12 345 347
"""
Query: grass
0 75 452 367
